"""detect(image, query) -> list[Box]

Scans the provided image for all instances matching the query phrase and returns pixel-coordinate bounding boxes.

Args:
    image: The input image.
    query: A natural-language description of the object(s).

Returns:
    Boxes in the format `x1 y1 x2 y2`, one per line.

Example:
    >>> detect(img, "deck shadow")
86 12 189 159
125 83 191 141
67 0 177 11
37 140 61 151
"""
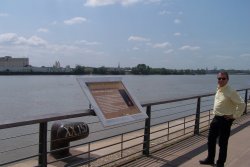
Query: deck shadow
121 114 250 167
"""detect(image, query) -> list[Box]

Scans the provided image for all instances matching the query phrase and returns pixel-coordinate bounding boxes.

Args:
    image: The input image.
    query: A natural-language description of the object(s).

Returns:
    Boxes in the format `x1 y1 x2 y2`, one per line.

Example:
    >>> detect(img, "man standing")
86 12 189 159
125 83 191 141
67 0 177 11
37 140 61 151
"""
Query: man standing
199 71 246 167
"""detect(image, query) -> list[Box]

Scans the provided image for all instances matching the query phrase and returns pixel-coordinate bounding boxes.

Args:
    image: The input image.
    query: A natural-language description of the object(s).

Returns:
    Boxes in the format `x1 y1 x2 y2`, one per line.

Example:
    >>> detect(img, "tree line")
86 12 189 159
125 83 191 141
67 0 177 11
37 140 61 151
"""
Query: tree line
1 64 249 75
72 64 250 75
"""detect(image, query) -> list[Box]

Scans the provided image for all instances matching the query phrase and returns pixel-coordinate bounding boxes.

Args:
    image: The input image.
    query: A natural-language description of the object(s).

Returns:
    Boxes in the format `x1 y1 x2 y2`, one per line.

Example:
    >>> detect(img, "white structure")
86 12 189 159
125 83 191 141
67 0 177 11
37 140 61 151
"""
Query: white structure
0 56 29 67
53 61 61 68
0 56 73 73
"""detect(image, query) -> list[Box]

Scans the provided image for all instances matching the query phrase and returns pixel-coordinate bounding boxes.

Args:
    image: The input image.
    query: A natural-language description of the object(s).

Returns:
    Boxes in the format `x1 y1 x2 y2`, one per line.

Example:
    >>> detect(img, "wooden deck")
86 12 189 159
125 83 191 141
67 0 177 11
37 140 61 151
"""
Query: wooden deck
120 113 250 167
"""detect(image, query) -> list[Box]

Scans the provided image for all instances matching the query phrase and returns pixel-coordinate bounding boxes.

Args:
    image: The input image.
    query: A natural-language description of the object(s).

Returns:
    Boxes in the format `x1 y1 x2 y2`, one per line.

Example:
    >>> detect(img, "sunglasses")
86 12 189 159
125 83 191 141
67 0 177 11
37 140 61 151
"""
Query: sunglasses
217 77 227 81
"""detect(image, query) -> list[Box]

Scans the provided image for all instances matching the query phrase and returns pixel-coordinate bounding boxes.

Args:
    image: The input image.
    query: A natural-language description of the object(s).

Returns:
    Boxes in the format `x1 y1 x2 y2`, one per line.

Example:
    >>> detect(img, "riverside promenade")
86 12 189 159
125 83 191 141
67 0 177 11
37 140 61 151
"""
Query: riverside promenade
8 110 250 167
121 112 250 167
2 91 249 167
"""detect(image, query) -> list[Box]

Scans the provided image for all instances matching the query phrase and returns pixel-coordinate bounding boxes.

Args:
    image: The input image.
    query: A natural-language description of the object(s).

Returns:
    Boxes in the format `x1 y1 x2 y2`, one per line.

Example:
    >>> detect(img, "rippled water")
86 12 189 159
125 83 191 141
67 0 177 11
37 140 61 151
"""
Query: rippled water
0 74 249 122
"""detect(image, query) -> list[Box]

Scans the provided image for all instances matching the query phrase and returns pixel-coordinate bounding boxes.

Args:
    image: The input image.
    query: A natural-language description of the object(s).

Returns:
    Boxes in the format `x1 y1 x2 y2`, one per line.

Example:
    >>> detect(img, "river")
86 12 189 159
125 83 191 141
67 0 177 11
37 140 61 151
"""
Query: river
1 74 249 123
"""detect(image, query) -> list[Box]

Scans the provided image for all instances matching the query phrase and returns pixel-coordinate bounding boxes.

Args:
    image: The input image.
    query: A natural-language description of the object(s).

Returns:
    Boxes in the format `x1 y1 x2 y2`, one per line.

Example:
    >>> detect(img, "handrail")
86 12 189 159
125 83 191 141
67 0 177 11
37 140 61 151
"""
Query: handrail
0 87 249 167
141 88 249 107
0 109 95 129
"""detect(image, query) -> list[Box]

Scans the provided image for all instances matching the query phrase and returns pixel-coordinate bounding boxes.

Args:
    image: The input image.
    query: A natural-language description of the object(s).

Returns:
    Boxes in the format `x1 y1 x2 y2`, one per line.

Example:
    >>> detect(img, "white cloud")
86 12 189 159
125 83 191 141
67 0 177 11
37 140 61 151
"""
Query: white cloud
158 10 171 15
51 21 58 25
215 55 233 59
174 32 181 36
77 40 100 46
174 19 181 24
20 36 47 46
37 28 49 33
133 46 140 50
179 45 200 51
146 0 162 3
64 17 87 25
84 0 163 7
128 35 150 42
121 0 142 6
84 0 116 6
0 33 18 43
178 11 183 15
240 53 250 58
152 42 171 48
0 33 47 46
0 13 9 17
164 49 174 54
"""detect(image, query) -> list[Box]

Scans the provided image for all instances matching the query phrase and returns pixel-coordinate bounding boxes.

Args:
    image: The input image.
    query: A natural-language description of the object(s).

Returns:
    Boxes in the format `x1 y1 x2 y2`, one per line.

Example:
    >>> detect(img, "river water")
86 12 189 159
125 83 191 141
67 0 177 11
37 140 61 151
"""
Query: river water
1 74 249 122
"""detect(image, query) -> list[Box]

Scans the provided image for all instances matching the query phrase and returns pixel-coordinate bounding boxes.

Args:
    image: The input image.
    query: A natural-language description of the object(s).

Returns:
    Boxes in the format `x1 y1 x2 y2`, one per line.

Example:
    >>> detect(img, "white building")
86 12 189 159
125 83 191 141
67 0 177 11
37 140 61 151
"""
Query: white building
0 56 29 68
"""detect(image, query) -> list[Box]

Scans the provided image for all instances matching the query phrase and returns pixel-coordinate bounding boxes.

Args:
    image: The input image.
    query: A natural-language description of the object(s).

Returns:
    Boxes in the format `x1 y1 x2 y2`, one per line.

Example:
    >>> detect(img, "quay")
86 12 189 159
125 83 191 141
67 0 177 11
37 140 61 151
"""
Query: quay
120 111 250 167
0 88 249 167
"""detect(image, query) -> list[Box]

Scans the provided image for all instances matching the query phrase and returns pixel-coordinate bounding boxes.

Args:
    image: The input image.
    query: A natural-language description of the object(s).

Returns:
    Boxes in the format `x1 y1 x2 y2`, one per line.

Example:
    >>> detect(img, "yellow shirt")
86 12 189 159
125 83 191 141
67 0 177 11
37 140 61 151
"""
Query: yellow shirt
213 84 246 119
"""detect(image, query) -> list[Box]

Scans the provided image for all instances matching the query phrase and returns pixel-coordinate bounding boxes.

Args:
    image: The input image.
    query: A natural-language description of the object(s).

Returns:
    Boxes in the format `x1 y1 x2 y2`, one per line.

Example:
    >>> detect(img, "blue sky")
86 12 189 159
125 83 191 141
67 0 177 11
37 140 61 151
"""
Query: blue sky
0 0 250 69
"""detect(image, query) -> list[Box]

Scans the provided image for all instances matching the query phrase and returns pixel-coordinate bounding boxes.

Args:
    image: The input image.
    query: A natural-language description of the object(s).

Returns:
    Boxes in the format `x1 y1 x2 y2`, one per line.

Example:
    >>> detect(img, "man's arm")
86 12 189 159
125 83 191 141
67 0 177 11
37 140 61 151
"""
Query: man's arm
231 90 246 119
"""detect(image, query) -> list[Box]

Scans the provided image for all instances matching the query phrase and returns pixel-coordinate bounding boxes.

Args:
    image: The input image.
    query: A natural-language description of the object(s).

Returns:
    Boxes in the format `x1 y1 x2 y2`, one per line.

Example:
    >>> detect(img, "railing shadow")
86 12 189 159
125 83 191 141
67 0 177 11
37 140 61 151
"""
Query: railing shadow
120 114 250 167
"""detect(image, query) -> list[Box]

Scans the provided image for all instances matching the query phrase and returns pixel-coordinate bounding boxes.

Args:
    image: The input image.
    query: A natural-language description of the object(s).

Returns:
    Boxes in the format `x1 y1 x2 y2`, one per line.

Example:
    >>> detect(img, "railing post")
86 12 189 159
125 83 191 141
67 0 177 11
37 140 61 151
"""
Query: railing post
194 97 201 135
39 122 48 167
143 105 151 156
244 89 248 114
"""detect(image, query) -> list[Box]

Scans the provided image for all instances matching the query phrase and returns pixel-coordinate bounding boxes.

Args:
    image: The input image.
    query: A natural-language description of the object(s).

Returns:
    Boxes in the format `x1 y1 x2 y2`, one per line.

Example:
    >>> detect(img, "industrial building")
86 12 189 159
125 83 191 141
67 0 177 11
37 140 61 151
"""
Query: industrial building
0 56 29 67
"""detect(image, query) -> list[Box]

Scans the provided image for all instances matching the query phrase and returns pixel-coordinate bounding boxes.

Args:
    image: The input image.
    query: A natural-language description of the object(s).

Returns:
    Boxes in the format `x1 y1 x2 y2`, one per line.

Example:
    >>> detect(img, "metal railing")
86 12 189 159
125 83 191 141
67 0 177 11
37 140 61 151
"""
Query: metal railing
0 88 249 167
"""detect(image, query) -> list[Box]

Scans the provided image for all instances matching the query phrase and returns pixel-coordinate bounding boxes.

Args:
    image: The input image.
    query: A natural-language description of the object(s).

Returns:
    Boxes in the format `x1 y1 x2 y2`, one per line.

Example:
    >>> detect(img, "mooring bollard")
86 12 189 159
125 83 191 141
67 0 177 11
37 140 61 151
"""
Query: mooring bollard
50 122 89 158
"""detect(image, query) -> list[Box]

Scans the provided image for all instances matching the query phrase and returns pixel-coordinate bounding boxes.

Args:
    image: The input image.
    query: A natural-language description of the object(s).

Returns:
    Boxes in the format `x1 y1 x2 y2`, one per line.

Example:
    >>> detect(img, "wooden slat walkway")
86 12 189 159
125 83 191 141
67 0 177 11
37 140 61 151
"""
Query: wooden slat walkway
120 113 250 167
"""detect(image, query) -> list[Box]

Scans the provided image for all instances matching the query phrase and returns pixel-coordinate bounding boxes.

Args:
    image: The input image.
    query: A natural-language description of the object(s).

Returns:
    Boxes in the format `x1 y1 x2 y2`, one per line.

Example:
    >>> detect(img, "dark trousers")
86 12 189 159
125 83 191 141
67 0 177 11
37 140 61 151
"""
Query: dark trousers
207 116 233 164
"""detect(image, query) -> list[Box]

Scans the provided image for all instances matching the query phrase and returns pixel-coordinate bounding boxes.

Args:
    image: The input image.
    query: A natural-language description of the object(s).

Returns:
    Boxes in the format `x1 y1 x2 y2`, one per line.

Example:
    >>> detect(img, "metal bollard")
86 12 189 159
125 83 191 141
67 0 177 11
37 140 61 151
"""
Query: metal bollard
50 122 89 158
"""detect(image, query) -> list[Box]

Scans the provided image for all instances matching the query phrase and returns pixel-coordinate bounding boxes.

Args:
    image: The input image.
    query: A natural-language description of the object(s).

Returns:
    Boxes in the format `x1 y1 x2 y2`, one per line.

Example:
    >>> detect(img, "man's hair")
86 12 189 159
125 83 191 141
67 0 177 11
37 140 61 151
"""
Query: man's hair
218 71 229 80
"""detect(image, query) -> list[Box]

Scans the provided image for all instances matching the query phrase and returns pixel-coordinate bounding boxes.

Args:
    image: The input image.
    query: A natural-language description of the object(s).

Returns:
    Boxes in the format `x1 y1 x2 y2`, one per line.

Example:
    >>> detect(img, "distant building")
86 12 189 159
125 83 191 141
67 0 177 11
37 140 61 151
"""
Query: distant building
0 56 29 67
53 61 61 68
0 56 73 73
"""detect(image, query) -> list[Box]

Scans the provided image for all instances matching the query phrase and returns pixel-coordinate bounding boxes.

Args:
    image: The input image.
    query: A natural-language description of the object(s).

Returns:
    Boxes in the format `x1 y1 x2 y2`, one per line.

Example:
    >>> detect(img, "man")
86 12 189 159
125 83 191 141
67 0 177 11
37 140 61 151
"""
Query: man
199 71 246 167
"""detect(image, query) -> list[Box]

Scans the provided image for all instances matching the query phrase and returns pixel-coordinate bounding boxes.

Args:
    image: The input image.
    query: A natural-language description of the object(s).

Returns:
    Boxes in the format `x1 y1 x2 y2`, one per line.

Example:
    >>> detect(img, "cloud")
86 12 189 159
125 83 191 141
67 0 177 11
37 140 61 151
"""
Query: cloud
84 0 116 6
158 10 171 15
215 55 233 59
84 0 162 7
0 33 47 46
240 53 250 58
133 46 140 50
0 33 17 43
146 0 162 3
51 21 58 25
164 49 174 54
179 45 200 51
37 28 49 33
174 19 181 24
128 35 150 42
0 13 9 17
152 42 171 48
84 0 142 7
174 32 181 36
121 0 142 6
64 17 87 25
76 40 100 46
20 36 47 46
178 11 183 15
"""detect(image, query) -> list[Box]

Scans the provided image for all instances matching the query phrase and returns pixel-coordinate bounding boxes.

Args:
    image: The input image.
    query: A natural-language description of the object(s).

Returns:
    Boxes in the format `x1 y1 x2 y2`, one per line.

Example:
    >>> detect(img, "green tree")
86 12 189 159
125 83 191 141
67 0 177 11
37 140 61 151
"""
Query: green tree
73 65 85 74
131 64 151 75
93 66 108 74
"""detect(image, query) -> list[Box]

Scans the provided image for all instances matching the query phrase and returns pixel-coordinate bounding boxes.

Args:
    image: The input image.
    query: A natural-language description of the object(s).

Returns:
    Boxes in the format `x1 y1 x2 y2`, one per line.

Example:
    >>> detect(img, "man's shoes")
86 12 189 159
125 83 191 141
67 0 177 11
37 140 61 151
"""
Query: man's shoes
199 158 214 165
216 163 224 167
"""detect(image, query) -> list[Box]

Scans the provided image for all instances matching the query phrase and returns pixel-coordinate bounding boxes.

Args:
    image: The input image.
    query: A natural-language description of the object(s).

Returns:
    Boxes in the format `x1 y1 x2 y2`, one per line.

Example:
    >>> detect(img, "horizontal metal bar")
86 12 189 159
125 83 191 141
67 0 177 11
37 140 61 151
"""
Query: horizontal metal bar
141 88 249 107
0 109 95 129
0 154 38 166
